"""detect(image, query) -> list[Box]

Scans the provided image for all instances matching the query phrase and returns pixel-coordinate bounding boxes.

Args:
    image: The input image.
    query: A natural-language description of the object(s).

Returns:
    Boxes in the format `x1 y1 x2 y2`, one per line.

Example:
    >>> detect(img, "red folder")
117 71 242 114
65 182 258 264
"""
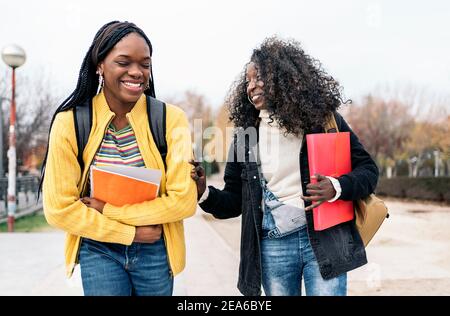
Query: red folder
306 132 354 231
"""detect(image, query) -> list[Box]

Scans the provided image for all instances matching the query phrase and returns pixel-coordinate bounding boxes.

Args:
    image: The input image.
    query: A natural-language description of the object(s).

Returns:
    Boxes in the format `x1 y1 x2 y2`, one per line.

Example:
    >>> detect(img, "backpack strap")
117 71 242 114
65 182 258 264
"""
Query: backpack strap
73 96 167 173
73 99 92 173
324 112 339 133
146 96 167 171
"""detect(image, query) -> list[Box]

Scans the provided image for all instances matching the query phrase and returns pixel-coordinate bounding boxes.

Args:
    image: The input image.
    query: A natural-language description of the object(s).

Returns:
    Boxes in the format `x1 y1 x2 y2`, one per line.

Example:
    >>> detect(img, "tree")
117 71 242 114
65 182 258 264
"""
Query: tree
439 116 450 176
403 122 434 177
163 90 214 161
211 103 234 163
405 116 450 177
0 72 59 175
373 83 450 122
345 95 414 177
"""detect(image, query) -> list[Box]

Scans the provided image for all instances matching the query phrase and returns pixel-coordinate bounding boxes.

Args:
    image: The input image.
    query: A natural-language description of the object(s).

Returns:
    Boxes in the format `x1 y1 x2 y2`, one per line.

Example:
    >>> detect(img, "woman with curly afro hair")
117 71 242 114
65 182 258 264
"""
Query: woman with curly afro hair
191 37 379 296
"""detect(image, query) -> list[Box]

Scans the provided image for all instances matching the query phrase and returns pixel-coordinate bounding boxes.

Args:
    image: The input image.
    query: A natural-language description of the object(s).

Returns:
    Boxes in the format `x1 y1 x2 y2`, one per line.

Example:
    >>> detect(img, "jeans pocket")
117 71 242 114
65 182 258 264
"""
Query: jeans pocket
262 209 276 230
82 238 112 255
270 204 306 236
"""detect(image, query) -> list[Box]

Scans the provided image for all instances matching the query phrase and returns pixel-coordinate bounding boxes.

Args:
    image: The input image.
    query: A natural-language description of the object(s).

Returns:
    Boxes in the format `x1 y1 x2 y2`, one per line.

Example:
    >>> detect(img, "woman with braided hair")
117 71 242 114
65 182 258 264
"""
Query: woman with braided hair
191 37 378 296
41 21 197 295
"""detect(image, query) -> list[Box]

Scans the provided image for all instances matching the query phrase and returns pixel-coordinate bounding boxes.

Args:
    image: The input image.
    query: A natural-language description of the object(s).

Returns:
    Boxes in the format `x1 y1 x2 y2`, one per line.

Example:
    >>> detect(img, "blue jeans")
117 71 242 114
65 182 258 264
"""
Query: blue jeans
79 237 173 296
261 225 347 296
261 178 304 239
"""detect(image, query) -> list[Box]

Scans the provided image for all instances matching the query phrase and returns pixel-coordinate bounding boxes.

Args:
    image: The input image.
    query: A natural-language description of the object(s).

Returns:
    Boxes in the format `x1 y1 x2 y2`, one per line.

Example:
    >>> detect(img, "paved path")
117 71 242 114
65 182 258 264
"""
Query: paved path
0 188 449 295
204 176 450 296
0 207 240 296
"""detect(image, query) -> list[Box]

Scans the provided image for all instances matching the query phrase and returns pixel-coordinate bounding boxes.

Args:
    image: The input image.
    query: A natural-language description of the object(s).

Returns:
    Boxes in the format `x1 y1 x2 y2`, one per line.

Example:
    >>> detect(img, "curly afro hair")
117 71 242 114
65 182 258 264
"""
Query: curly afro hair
227 36 350 135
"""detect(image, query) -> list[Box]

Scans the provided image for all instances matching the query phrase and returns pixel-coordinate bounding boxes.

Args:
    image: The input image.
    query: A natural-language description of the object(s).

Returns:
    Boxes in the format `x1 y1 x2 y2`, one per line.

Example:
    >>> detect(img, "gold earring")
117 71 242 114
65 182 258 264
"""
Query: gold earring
96 70 104 94
248 94 255 105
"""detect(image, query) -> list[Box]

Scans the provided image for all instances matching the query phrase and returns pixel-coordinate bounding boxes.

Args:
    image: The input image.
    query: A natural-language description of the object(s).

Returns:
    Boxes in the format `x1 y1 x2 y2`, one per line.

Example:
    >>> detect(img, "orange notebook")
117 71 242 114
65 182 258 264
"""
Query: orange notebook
306 132 354 231
90 165 162 207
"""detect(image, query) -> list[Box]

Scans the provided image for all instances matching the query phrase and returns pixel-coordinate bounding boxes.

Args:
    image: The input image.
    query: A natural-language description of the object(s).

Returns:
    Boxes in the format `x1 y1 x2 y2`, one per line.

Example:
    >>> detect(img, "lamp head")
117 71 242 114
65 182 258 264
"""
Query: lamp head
2 44 26 68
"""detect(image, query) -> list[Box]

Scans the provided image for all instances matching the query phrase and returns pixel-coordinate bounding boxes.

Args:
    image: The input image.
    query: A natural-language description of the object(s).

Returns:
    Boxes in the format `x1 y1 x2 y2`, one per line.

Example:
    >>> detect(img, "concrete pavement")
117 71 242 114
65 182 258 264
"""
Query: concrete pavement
0 207 240 296
1 194 449 296
203 197 450 296
202 176 450 295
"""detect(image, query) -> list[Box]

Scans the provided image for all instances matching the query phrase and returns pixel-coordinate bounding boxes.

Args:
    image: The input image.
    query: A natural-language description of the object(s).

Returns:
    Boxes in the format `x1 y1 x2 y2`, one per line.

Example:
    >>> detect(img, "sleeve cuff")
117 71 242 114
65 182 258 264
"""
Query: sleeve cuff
122 225 136 245
198 187 210 203
102 204 136 245
326 176 342 202
103 203 121 220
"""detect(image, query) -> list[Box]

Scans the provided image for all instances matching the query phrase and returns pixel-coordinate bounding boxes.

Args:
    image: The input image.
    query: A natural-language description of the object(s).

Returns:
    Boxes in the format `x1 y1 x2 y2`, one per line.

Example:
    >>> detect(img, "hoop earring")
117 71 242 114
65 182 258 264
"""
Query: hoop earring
96 71 104 94
247 94 256 106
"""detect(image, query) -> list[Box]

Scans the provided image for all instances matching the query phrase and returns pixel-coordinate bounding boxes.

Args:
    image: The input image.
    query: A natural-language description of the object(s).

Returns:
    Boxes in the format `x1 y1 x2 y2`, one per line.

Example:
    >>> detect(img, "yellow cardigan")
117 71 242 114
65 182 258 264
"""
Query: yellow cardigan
43 92 197 277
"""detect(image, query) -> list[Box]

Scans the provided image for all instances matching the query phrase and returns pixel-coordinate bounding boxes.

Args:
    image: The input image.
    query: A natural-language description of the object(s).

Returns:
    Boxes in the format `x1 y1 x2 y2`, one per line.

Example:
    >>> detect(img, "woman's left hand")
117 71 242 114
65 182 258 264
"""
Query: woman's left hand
302 174 336 211
81 197 106 213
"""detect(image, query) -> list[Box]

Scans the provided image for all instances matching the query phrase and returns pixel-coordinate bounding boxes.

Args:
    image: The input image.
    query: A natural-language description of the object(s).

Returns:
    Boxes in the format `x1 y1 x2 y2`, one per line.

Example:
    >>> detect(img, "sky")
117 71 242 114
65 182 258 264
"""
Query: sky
1 0 450 110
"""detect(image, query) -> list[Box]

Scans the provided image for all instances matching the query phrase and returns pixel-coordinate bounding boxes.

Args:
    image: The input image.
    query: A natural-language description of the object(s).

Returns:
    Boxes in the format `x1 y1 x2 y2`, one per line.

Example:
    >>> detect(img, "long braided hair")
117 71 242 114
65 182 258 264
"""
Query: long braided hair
39 21 155 194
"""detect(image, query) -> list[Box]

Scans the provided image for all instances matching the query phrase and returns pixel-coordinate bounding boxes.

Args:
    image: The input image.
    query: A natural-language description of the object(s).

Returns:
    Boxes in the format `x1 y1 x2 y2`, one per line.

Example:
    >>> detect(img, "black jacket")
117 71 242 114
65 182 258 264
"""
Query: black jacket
199 112 379 296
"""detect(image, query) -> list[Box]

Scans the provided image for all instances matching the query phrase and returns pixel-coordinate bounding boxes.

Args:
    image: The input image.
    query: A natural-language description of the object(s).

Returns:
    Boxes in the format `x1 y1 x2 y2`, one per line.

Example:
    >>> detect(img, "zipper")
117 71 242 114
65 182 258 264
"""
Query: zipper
127 113 166 177
80 114 115 195
162 231 173 278
74 114 115 268
127 113 173 277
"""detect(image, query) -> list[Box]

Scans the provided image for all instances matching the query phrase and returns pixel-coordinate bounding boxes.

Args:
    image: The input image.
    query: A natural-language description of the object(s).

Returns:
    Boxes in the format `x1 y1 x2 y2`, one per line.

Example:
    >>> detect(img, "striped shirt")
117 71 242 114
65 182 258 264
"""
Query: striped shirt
94 123 145 167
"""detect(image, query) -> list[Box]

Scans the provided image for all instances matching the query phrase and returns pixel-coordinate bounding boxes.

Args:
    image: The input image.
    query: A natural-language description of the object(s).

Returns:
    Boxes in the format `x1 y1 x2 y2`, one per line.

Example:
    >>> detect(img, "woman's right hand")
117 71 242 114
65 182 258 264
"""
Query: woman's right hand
189 159 207 199
133 225 162 243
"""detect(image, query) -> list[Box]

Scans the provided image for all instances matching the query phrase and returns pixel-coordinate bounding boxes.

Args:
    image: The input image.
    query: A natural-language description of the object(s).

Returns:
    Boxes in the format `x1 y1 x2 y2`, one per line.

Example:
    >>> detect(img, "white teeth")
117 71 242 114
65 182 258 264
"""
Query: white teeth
123 82 141 87
252 94 262 101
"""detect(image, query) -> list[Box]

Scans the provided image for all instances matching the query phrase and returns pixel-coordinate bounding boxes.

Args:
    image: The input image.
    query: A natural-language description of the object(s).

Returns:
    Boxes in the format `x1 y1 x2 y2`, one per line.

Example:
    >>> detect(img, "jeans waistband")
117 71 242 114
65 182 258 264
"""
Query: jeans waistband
261 223 307 239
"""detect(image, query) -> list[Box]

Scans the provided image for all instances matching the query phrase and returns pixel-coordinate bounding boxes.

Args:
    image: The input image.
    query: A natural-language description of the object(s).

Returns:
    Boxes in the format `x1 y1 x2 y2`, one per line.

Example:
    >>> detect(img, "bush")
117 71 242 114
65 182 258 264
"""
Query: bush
376 177 450 203
202 160 220 176
0 212 51 232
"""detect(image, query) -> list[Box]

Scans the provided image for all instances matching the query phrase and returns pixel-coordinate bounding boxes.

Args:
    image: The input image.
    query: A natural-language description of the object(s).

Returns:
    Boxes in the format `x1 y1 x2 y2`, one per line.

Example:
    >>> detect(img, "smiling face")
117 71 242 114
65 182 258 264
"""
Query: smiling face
246 61 266 110
98 32 151 107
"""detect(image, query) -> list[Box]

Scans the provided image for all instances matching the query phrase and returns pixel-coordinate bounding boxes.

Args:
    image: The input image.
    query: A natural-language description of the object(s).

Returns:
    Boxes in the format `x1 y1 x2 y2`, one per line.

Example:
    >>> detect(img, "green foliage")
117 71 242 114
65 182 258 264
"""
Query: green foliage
376 177 450 203
202 160 220 176
0 212 51 232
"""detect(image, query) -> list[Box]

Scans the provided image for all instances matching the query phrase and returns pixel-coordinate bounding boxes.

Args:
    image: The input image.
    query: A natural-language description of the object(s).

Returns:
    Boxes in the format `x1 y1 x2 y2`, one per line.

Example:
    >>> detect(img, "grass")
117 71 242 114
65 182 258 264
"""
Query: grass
0 212 54 232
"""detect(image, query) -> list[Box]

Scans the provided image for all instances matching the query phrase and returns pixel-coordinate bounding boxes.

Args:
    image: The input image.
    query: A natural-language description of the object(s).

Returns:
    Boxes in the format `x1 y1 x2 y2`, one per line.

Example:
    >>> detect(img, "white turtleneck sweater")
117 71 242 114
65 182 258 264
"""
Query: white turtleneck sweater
199 109 341 206
258 109 304 208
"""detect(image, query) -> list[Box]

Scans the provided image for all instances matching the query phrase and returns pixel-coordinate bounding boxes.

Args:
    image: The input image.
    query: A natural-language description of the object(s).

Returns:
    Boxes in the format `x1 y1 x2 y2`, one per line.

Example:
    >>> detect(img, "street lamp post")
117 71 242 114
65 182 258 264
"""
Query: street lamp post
0 96 8 177
2 44 26 232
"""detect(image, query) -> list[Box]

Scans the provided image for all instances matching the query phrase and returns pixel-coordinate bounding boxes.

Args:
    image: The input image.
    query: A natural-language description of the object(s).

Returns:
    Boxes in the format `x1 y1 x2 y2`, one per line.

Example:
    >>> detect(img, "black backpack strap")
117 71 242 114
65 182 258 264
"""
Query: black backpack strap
73 96 166 173
73 99 92 173
147 96 167 171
